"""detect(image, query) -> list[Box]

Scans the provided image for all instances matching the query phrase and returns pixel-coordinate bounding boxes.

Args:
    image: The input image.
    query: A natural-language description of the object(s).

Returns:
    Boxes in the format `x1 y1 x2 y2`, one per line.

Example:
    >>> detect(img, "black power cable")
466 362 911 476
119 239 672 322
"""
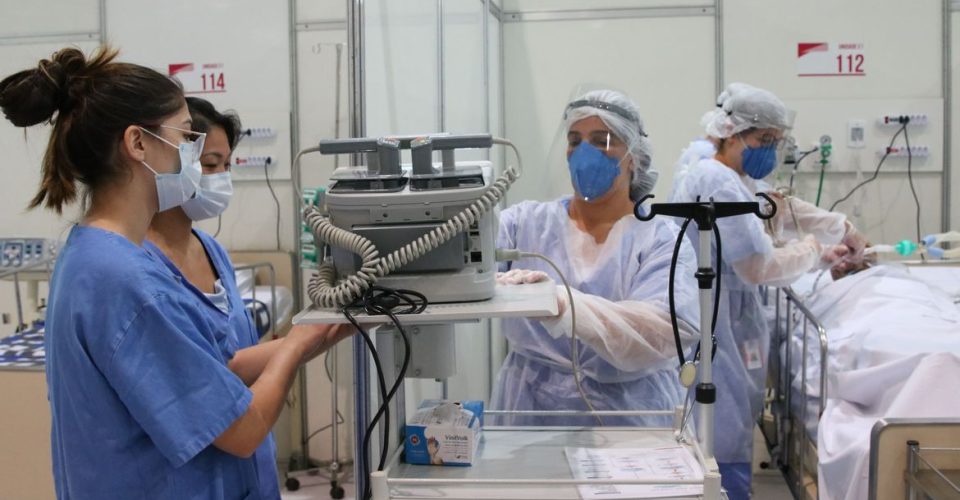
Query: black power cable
788 148 817 192
344 286 425 500
667 217 722 366
829 122 908 212
903 124 923 253
340 312 389 500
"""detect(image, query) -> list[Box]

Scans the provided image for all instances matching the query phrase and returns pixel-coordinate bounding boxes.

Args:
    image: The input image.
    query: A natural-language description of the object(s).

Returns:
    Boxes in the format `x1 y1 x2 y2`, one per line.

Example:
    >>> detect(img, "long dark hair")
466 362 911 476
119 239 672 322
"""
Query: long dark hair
0 46 185 213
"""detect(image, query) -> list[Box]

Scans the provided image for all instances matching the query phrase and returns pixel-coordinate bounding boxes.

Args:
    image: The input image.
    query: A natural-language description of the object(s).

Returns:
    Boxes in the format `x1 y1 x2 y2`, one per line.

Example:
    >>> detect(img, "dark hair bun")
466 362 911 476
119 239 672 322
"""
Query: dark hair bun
0 48 89 127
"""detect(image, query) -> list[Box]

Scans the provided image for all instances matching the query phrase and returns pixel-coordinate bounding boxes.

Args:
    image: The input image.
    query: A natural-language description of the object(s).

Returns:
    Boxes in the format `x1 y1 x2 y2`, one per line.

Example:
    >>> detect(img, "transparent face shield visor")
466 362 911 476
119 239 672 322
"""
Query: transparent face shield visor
539 92 639 201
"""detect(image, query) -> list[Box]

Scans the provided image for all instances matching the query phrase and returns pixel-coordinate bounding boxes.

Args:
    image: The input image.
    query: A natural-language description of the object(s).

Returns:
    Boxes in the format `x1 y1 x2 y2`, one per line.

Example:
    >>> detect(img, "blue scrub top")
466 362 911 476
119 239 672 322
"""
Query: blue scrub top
45 225 260 499
144 230 281 500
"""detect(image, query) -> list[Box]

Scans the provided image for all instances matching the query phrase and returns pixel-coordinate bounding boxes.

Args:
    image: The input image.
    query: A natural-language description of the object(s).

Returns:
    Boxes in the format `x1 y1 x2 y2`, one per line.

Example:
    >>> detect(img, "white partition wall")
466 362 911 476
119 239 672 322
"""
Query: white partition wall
502 3 718 204
360 0 504 423
294 0 353 468
723 0 947 243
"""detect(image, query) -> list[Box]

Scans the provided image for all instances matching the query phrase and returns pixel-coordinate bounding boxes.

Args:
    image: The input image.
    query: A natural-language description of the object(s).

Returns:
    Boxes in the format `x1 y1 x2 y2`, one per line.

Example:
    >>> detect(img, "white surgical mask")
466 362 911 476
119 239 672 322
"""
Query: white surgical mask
139 126 206 212
182 172 233 221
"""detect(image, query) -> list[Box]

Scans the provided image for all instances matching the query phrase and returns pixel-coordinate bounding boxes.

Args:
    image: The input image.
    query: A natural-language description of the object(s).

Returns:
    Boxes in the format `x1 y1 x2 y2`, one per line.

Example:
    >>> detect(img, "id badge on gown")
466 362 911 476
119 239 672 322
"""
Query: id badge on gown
741 339 763 371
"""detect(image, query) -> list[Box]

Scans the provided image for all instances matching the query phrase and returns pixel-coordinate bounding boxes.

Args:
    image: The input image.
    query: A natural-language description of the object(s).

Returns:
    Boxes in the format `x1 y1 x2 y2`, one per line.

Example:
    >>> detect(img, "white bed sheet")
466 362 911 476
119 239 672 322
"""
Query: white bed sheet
773 265 960 500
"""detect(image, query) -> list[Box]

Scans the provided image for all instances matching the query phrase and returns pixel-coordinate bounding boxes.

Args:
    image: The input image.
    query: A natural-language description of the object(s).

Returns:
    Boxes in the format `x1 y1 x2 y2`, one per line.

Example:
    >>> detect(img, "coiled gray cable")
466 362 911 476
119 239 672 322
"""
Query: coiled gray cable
305 165 521 308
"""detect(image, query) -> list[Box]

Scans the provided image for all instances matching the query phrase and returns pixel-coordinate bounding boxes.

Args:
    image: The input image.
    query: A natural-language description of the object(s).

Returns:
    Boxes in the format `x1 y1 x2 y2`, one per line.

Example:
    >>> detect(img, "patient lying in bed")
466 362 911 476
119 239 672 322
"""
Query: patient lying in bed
783 264 960 500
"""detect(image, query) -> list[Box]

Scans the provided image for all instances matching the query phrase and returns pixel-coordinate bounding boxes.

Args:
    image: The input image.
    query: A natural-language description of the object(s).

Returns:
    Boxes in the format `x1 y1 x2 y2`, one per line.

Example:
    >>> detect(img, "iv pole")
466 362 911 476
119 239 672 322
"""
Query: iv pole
634 193 776 460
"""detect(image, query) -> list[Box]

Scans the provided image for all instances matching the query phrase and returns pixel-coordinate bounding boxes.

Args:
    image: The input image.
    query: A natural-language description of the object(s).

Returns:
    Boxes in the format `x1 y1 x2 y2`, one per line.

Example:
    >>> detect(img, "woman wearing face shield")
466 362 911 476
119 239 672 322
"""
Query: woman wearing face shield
669 84 853 499
491 90 700 427
0 48 348 499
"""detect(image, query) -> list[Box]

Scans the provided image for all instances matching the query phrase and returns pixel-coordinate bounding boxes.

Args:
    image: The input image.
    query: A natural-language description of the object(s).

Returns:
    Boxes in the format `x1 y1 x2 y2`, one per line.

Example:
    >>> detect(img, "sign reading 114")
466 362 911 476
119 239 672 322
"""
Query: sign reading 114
168 63 227 94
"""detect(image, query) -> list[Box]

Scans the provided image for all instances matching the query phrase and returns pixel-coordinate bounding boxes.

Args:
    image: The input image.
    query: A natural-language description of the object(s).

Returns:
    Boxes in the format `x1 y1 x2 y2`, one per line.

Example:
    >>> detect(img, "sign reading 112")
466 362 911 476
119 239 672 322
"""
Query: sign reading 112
797 43 865 77
168 62 228 94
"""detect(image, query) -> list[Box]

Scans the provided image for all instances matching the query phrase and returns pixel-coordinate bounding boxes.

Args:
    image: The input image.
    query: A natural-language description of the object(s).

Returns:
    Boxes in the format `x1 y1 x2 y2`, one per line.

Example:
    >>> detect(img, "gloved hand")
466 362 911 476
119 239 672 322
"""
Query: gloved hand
819 243 850 268
841 222 868 261
496 269 549 285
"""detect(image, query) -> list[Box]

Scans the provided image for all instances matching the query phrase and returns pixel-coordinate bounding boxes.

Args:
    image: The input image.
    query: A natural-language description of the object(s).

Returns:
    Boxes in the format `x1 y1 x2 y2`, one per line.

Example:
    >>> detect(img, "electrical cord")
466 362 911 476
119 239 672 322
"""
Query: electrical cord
903 124 924 262
263 160 282 251
788 148 817 192
519 251 602 426
305 163 521 308
667 219 721 366
346 286 424 500
341 312 388 500
829 122 908 212
669 217 723 436
292 146 323 213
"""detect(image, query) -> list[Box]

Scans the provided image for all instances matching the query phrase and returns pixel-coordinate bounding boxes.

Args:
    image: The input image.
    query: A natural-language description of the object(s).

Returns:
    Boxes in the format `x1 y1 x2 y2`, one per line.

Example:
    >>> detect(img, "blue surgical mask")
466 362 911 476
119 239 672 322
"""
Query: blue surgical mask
568 142 622 201
739 136 778 179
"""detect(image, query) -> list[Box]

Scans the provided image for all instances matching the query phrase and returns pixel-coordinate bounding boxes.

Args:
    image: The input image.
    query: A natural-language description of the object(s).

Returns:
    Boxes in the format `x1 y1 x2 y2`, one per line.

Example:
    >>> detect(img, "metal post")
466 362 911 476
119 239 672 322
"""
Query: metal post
696 228 715 459
436 0 445 133
353 333 370 497
784 298 794 479
800 315 809 489
906 440 920 500
942 0 952 232
714 0 724 95
13 272 23 331
347 0 367 493
329 341 342 488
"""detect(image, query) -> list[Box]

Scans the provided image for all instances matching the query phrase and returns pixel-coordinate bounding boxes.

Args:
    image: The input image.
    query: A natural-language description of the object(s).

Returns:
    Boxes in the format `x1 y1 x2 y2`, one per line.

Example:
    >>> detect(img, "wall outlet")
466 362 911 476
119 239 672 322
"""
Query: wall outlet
233 155 273 168
879 114 928 126
848 120 866 148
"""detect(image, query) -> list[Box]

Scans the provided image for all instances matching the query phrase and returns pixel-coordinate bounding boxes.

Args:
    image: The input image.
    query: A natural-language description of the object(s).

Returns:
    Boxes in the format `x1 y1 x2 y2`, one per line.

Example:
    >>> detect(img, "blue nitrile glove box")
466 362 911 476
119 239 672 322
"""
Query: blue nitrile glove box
404 399 483 466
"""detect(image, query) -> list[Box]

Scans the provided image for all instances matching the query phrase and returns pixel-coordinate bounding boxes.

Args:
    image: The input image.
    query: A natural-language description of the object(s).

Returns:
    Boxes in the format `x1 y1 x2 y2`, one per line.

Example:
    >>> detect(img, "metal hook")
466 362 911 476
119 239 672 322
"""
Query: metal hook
755 192 778 220
634 194 656 221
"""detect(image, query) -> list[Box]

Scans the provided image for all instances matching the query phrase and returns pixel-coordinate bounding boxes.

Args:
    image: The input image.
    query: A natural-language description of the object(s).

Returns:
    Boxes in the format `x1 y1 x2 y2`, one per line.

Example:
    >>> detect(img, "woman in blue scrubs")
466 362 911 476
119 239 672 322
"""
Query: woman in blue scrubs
143 97 291 499
0 47 349 499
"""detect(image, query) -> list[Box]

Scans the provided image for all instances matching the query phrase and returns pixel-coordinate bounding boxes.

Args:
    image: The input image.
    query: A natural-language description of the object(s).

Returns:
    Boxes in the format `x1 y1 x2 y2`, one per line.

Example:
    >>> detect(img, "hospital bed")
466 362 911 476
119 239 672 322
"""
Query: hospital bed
762 262 960 500
0 253 55 500
231 251 297 339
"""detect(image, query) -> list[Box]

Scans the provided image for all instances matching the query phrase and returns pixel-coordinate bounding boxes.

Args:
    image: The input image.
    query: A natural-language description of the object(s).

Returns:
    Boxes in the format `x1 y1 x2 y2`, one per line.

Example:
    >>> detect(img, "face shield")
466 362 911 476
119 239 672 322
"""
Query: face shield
542 85 655 203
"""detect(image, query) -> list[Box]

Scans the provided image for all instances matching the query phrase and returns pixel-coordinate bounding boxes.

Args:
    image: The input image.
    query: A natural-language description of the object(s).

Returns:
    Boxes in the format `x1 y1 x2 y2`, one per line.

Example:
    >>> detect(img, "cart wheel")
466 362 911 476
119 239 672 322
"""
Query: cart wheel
285 477 301 491
330 483 345 499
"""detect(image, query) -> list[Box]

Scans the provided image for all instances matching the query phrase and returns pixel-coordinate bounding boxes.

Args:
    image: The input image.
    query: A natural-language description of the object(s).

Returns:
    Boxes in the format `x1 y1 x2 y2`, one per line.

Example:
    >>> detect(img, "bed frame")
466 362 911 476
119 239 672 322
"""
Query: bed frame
870 418 960 499
763 261 960 500
762 285 828 500
229 250 296 338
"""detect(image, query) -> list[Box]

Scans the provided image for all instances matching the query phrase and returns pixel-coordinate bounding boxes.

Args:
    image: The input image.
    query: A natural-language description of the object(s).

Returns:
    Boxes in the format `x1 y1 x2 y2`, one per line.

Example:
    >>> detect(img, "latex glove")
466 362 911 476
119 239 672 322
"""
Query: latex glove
496 269 549 285
819 244 850 268
841 222 868 259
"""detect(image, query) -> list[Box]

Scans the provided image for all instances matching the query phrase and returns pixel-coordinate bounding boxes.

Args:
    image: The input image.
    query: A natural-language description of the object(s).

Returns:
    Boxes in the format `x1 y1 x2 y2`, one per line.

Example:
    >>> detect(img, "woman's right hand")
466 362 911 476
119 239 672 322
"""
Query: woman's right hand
286 324 353 363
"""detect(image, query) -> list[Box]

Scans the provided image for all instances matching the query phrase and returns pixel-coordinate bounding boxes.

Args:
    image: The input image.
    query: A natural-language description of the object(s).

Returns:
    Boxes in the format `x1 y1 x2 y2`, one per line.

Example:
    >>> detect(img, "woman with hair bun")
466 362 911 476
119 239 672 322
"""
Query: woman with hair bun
0 47 349 499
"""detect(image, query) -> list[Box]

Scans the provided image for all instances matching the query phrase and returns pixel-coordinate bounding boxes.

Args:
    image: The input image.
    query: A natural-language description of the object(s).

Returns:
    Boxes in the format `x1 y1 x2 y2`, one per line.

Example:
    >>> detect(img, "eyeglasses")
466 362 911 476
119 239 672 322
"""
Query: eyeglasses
743 131 786 149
